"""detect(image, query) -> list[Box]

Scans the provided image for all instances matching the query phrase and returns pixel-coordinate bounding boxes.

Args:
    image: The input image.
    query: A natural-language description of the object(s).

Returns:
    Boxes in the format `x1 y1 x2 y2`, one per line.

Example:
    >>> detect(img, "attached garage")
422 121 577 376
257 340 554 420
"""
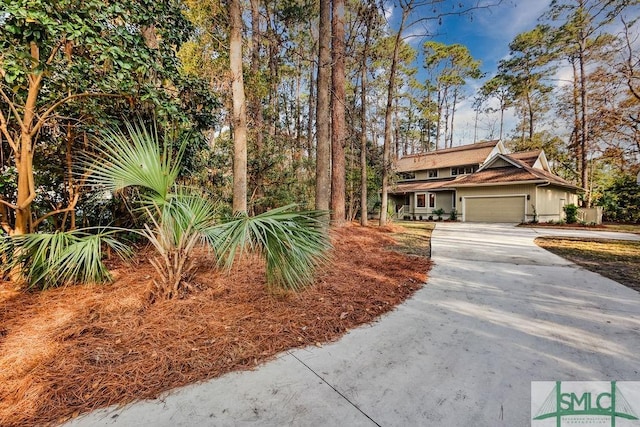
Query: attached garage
464 196 526 223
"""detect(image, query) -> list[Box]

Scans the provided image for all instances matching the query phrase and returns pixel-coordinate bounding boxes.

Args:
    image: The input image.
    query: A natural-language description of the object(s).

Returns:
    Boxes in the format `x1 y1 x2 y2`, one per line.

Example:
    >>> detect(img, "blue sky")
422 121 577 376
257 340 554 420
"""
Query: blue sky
385 0 554 144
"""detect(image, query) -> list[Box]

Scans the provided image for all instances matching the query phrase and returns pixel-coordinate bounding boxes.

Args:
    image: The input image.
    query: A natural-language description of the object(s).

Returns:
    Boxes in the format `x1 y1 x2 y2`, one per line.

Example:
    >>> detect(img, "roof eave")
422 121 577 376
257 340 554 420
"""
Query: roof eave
446 179 582 191
445 179 547 188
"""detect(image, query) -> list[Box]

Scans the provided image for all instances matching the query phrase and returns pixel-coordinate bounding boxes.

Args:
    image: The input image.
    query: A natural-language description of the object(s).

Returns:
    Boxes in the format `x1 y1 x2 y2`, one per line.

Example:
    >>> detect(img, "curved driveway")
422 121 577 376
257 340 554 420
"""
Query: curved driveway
69 223 640 427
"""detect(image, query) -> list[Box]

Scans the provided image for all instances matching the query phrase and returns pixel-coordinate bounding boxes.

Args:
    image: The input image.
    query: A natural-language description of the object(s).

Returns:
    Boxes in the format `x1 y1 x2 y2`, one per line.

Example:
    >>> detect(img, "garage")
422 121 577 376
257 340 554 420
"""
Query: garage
464 196 525 222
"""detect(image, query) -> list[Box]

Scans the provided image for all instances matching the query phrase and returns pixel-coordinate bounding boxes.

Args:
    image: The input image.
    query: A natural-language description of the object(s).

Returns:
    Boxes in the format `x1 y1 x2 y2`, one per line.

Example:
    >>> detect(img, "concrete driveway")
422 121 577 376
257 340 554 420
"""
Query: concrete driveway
68 223 640 427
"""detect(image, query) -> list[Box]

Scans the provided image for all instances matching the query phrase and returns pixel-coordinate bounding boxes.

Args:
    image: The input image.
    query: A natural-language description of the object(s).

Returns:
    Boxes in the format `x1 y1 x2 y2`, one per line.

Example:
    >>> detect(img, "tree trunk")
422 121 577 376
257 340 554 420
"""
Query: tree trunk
380 7 409 226
230 0 248 214
14 133 33 235
315 0 331 212
359 4 372 227
443 89 450 148
13 74 43 235
499 102 504 141
330 0 346 226
450 87 458 147
249 0 265 214
435 88 442 150
307 64 316 159
526 90 534 141
578 27 589 204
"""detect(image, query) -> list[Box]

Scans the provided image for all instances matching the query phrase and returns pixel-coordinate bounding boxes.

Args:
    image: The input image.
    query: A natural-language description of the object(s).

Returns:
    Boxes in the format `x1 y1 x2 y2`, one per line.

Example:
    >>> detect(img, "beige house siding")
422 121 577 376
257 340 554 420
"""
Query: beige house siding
407 190 456 218
410 168 451 180
535 186 579 222
436 191 456 213
414 171 427 180
438 168 452 178
486 158 513 168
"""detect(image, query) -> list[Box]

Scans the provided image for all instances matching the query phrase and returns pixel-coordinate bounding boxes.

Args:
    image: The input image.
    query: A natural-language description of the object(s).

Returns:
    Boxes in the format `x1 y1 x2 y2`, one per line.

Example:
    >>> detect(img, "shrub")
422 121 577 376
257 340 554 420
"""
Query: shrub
433 208 445 220
1 122 331 296
449 209 458 221
530 204 538 224
563 204 579 224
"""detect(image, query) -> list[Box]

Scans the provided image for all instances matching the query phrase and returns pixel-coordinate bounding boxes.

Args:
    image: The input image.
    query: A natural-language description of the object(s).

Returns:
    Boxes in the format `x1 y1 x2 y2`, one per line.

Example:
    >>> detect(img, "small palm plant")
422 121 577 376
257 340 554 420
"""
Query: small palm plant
1 121 331 297
0 229 129 290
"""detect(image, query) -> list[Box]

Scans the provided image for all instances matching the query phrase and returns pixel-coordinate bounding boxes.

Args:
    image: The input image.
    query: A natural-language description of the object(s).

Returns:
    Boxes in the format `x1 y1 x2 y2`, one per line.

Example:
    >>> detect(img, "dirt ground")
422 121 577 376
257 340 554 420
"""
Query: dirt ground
0 224 431 427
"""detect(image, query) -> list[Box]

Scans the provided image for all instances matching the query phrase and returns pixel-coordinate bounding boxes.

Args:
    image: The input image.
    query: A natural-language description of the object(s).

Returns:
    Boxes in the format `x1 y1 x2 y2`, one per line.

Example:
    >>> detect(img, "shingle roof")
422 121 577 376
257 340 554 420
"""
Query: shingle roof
449 153 581 190
395 140 500 172
508 150 541 167
390 179 456 194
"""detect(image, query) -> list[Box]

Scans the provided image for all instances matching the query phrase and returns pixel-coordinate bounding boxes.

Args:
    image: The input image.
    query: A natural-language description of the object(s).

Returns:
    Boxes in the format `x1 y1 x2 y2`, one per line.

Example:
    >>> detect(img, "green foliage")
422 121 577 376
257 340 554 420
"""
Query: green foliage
449 209 458 221
530 204 538 224
209 206 331 291
598 174 640 223
87 121 184 202
423 42 483 85
563 203 579 224
87 122 331 297
0 0 218 234
433 208 445 220
0 229 130 289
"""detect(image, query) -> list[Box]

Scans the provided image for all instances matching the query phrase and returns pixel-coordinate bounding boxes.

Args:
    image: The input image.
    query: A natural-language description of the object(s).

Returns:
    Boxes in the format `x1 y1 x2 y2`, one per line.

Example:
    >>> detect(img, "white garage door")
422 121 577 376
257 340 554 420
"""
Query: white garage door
464 196 525 223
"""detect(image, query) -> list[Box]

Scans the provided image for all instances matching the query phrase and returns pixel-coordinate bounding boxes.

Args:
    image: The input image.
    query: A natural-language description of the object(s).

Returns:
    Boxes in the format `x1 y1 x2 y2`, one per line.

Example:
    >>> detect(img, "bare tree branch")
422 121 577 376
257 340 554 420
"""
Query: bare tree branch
32 196 79 230
0 196 18 210
31 93 123 136
0 86 25 130
0 109 17 152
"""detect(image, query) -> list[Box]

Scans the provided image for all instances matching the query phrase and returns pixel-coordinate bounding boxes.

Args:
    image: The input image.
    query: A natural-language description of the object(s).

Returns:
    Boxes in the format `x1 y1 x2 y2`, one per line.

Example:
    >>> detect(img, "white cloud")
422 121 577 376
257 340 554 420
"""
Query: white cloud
384 1 394 22
477 1 552 41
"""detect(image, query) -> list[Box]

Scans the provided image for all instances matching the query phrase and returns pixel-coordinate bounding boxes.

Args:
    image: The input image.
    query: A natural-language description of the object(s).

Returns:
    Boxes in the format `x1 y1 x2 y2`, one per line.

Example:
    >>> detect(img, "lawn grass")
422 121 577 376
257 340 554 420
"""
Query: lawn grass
390 221 435 258
535 237 640 292
603 223 640 234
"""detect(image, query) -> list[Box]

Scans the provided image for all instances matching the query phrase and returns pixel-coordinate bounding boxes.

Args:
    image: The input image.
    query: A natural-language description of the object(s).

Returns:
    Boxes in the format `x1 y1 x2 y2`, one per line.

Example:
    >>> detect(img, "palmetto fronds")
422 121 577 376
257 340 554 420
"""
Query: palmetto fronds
87 121 330 297
0 230 129 290
87 121 183 202
209 205 331 291
3 121 330 296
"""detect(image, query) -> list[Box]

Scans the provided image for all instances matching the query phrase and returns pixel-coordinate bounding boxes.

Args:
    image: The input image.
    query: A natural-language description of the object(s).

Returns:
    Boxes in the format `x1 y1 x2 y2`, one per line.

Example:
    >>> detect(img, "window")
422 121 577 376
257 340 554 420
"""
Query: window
398 172 416 180
429 193 436 208
416 194 426 207
452 194 456 209
451 165 478 176
427 170 438 178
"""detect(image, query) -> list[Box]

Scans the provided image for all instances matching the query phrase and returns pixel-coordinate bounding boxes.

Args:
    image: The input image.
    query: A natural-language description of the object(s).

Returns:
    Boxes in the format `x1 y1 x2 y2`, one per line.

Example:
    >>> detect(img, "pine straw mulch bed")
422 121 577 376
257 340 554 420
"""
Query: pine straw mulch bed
0 224 431 427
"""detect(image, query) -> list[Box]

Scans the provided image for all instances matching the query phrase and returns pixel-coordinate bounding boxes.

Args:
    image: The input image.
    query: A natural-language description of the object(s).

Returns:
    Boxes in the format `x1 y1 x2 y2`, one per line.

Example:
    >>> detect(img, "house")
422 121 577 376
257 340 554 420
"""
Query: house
389 140 581 223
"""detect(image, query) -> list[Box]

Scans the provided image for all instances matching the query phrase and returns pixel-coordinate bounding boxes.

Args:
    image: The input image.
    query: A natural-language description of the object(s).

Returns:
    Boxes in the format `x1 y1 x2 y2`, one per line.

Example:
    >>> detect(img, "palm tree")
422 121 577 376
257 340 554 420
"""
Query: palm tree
1 122 331 297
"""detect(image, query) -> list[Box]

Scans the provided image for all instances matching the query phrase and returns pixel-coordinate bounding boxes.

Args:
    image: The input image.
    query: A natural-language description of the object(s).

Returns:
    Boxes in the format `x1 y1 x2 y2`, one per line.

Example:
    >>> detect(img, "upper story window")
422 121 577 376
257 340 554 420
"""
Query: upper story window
427 170 438 178
451 165 478 176
398 172 416 180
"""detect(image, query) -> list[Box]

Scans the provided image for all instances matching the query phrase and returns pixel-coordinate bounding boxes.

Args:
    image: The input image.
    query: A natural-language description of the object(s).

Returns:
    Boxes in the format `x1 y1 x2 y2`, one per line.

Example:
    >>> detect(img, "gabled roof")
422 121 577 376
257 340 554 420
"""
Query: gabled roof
395 140 504 172
508 150 540 167
508 150 550 171
449 153 581 190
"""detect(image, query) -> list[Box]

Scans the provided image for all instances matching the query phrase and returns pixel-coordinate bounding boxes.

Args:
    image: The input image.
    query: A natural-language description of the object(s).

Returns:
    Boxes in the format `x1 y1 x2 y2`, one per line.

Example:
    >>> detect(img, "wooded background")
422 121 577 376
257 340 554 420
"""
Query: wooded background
1 0 639 236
